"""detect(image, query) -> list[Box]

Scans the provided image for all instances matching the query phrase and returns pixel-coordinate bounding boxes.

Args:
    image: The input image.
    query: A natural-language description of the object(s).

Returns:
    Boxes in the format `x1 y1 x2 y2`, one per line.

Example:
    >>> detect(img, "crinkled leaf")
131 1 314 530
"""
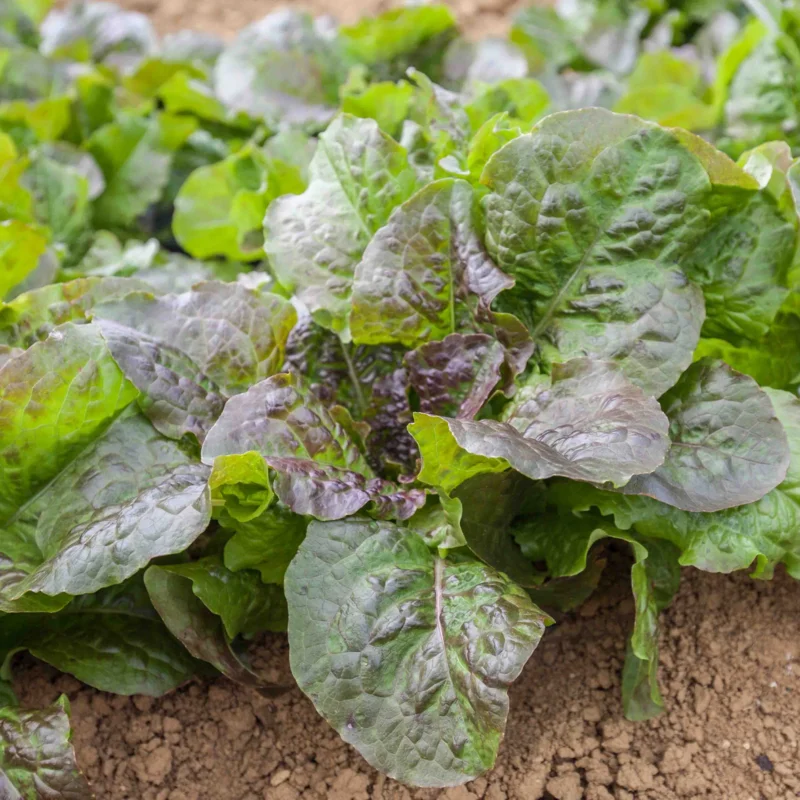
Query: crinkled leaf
411 359 669 492
0 696 92 800
680 179 795 344
265 457 424 521
93 282 296 440
202 372 371 474
282 316 416 470
0 322 137 526
0 276 152 348
285 518 548 787
550 389 800 578
408 70 470 170
406 333 505 419
622 358 790 512
351 178 513 347
1 406 210 604
694 292 800 392
481 108 713 397
264 114 419 334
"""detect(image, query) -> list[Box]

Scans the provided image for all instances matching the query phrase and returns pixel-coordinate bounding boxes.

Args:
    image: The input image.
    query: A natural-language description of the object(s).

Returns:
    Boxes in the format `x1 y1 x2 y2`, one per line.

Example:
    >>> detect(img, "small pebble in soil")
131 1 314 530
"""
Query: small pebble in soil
755 754 774 772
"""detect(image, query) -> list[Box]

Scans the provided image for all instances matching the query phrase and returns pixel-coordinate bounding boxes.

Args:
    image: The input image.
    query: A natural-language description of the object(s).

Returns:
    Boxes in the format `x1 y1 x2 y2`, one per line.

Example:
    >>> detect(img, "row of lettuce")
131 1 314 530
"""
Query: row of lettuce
2 0 800 794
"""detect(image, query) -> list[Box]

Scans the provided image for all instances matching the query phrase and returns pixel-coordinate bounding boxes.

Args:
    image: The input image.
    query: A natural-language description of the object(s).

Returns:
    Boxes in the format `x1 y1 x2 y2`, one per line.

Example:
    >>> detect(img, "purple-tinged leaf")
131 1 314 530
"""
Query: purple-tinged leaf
406 333 505 418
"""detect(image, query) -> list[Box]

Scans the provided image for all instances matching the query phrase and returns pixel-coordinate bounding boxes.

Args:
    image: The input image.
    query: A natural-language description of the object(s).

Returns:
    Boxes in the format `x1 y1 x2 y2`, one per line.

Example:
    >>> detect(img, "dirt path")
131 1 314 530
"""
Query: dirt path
16 565 800 799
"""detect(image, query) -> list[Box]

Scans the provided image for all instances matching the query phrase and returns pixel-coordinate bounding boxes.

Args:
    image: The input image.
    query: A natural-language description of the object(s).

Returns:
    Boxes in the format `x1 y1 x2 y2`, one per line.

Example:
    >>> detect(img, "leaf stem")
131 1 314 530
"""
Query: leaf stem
341 341 367 415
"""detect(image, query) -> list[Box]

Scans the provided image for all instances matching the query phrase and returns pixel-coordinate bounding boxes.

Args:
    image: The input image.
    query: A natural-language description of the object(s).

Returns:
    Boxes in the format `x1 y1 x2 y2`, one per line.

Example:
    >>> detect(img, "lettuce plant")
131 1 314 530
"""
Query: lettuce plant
1 0 800 794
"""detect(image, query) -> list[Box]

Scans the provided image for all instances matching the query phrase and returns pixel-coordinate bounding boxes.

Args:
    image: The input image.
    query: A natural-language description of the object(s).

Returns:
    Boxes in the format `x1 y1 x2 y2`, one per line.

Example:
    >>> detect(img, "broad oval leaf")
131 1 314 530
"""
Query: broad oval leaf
0 322 137 526
411 359 669 492
481 108 713 396
2 408 211 602
622 358 790 511
0 579 201 696
285 519 548 787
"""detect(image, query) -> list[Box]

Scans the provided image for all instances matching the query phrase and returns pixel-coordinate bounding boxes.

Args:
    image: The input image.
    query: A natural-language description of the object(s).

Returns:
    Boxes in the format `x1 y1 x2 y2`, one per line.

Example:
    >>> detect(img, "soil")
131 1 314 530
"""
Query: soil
15 563 800 800
16 1 800 798
116 0 533 39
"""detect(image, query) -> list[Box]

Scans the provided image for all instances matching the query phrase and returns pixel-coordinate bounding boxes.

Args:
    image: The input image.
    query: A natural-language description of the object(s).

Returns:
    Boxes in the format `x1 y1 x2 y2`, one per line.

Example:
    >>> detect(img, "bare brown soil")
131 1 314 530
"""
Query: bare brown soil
15 564 800 800
17 2 800 798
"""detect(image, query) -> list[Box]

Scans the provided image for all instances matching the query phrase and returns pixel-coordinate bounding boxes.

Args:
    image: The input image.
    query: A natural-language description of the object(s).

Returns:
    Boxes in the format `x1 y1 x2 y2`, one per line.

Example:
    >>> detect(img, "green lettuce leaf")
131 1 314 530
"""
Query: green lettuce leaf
350 178 513 347
0 275 152 348
264 114 419 334
88 113 194 230
285 518 549 787
340 5 456 81
213 9 345 127
481 108 710 396
621 358 790 511
0 323 211 609
93 281 297 441
0 696 92 800
145 556 287 689
0 220 46 299
0 578 201 695
548 385 800 577
410 359 669 492
173 145 305 262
